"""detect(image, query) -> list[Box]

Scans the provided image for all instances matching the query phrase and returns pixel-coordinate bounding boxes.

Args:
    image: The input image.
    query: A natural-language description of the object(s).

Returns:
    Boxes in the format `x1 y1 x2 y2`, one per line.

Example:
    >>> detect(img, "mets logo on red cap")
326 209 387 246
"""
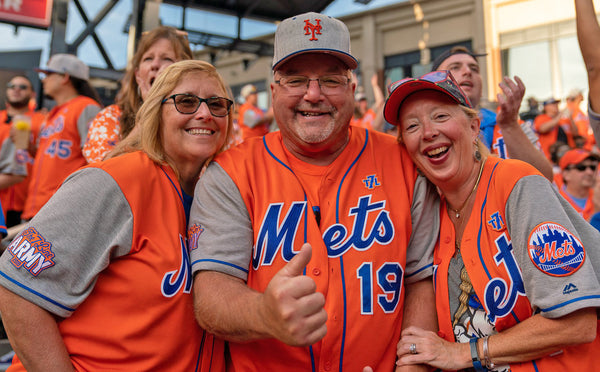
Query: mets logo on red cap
528 222 585 277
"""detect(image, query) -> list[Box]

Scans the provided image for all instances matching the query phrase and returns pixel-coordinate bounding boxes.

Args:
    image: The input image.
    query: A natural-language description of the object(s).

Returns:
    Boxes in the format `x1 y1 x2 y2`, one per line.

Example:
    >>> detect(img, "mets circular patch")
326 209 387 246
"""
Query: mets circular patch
528 222 585 277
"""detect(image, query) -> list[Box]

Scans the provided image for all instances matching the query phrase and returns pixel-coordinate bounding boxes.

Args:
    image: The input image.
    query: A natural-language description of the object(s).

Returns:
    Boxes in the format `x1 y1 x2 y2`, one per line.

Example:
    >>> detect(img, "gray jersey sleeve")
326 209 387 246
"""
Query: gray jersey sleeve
78 104 102 148
0 137 26 176
405 175 439 283
519 120 540 146
0 168 133 318
189 163 253 281
505 174 600 318
243 109 261 128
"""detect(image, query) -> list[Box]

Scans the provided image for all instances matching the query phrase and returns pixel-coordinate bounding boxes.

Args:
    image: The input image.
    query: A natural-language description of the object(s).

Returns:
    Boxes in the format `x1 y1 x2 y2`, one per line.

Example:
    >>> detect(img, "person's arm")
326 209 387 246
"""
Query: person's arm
0 286 74 372
370 73 386 132
0 174 25 189
395 279 437 372
575 0 600 113
194 243 328 346
496 76 553 180
396 307 597 370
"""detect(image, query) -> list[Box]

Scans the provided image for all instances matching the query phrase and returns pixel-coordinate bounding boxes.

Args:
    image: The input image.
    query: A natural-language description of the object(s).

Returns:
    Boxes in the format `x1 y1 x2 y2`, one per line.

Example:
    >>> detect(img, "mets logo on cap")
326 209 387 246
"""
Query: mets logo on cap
304 18 322 41
528 222 585 277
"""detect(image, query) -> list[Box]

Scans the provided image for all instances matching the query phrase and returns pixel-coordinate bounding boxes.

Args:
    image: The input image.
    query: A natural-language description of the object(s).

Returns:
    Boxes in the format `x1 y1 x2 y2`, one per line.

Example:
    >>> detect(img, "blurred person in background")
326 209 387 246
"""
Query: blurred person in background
534 97 578 160
558 148 600 221
238 83 274 141
350 73 384 131
0 75 44 227
22 54 102 221
83 26 192 163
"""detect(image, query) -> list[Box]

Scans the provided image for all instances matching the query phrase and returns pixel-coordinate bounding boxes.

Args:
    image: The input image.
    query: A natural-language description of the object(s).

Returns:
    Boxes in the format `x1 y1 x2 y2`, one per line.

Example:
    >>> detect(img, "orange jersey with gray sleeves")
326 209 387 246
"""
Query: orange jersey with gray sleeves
22 95 101 219
0 151 223 371
189 127 439 371
434 157 600 371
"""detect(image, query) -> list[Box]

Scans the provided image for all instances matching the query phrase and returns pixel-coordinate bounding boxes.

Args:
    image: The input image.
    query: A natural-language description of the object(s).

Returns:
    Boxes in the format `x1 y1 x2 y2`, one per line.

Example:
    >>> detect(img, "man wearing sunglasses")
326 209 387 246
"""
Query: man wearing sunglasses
558 148 600 221
0 76 45 227
431 46 554 181
190 11 438 371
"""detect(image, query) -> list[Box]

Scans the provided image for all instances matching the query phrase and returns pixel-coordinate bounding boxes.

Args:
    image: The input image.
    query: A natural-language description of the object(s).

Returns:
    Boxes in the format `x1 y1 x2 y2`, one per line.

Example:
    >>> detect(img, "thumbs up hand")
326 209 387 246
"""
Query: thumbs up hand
259 243 327 346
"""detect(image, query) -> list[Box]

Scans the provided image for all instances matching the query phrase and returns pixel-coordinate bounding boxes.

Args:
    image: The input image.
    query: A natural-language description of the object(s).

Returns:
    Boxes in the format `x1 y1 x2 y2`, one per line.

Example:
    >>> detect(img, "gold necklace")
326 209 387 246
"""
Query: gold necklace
450 160 485 219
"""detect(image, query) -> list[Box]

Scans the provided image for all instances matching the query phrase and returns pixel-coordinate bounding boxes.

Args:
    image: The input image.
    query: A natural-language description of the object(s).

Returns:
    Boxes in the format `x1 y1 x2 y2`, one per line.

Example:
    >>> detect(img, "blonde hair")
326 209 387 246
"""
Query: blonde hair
117 26 193 139
109 60 233 173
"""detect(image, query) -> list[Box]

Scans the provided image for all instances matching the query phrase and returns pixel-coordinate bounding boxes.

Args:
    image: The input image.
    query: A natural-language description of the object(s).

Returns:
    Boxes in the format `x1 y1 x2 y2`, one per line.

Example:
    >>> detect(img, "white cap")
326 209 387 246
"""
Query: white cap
272 12 358 70
241 84 257 98
35 53 90 81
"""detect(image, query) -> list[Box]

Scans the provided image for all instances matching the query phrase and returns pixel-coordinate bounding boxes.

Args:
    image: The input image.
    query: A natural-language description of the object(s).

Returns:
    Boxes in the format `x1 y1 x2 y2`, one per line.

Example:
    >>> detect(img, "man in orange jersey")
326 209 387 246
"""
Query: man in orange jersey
0 75 45 226
534 98 578 160
238 83 274 141
22 54 101 220
190 12 438 371
558 148 600 221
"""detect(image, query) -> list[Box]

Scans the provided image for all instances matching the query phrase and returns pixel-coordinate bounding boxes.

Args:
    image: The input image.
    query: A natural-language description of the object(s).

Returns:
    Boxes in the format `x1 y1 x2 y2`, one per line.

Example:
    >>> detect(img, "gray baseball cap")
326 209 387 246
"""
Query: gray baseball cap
272 12 358 70
35 53 90 81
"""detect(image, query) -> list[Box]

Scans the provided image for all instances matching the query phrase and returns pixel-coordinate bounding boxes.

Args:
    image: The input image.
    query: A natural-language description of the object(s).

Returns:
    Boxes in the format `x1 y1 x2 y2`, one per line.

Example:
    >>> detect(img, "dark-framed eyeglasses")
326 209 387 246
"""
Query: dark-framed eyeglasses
274 74 351 96
567 163 597 172
161 94 233 117
7 83 30 90
388 70 472 108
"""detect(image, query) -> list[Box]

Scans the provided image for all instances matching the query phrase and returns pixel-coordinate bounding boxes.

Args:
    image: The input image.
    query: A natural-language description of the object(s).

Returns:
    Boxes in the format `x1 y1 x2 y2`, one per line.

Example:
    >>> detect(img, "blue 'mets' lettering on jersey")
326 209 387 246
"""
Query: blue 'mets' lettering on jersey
483 233 525 322
253 195 394 268
161 234 192 297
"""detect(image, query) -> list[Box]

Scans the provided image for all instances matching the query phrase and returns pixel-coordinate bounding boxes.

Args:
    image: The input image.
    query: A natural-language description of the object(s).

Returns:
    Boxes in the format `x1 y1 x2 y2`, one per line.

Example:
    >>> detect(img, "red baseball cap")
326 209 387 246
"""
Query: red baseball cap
384 70 472 126
559 149 600 170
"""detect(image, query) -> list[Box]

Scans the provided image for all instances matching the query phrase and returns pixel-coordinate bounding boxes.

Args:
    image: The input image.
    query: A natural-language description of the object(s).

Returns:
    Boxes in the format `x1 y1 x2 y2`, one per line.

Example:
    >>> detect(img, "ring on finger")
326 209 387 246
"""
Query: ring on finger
409 343 417 354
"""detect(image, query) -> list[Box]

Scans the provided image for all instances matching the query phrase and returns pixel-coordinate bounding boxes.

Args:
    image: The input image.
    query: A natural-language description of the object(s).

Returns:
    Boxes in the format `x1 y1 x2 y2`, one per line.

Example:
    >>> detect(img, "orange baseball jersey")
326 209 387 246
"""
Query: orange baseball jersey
238 102 269 140
189 127 437 371
349 108 376 130
0 151 223 371
82 104 122 163
434 157 600 371
0 109 44 217
534 113 576 159
22 95 100 219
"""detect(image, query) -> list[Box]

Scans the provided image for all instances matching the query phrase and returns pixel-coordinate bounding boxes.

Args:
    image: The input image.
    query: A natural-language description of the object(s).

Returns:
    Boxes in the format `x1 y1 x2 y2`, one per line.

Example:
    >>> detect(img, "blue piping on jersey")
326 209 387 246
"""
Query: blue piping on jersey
476 161 521 323
192 258 248 274
405 262 434 279
336 130 369 372
540 294 600 313
263 137 316 372
0 270 75 312
160 167 188 225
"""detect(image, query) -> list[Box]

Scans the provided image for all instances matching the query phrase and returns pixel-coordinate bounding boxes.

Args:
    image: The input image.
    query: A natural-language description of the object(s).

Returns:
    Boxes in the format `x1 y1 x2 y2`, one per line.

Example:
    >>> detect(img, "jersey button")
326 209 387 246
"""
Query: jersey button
312 268 321 276
444 236 451 244
324 361 332 371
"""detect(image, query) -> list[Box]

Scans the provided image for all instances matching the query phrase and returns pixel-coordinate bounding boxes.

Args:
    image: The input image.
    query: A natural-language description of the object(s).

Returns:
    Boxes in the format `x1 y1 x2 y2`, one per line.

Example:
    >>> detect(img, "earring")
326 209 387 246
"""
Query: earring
473 139 481 161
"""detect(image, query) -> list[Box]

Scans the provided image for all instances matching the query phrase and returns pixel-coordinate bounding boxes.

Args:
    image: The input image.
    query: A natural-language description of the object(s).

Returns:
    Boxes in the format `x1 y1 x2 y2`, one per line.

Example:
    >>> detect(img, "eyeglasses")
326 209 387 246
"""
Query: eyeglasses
274 75 351 96
567 163 597 172
7 83 29 90
162 94 233 117
388 70 472 108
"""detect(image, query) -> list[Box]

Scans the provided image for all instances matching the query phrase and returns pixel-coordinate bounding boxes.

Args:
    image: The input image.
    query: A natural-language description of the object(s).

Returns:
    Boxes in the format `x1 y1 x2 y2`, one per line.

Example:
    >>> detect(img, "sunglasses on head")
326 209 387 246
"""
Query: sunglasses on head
568 164 597 172
7 83 29 90
388 70 472 108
